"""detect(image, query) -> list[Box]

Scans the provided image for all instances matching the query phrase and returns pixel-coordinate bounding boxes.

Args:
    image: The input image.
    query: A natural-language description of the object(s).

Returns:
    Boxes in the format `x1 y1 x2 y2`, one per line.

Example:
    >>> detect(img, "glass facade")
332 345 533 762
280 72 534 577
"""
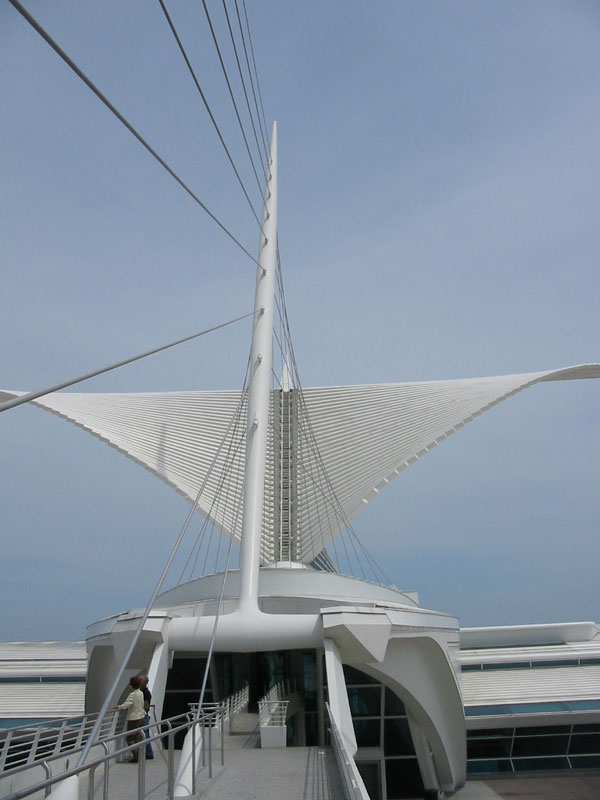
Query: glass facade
343 666 425 800
467 722 600 773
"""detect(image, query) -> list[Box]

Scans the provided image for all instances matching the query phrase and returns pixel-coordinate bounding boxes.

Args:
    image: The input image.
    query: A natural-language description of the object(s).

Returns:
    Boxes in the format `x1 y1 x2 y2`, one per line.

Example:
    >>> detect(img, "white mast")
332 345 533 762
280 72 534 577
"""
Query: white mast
238 122 278 613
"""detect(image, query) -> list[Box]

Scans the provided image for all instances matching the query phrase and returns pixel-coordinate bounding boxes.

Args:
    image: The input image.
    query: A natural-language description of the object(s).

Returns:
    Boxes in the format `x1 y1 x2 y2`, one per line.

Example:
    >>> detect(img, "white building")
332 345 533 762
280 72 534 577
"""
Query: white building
1 129 599 800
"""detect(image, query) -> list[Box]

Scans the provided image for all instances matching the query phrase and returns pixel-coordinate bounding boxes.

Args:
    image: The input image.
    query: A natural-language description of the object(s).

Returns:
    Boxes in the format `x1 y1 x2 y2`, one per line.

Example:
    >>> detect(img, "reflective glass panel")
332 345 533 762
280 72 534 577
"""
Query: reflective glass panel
353 718 380 748
467 737 512 759
384 718 415 756
570 755 600 768
569 733 600 754
512 735 569 757
385 758 424 799
385 688 406 717
512 756 569 771
343 665 376 685
467 759 513 774
348 686 381 717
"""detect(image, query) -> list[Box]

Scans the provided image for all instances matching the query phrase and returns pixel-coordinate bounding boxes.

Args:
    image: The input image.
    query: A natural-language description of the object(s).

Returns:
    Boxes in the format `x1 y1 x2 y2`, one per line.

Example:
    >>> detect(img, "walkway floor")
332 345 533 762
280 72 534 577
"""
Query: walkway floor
79 714 600 800
83 712 344 800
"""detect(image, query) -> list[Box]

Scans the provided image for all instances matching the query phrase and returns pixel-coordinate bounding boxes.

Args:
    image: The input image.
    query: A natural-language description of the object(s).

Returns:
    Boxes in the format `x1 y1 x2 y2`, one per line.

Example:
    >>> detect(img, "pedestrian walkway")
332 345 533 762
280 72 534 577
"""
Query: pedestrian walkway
80 710 344 800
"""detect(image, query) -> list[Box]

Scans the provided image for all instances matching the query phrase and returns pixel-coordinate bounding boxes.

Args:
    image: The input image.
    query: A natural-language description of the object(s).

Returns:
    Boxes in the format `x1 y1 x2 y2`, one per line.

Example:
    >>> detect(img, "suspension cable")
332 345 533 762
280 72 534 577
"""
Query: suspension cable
75 382 251 766
274 252 391 583
220 0 267 176
0 311 256 413
157 0 265 233
7 0 261 268
233 0 269 162
241 0 270 142
201 0 266 200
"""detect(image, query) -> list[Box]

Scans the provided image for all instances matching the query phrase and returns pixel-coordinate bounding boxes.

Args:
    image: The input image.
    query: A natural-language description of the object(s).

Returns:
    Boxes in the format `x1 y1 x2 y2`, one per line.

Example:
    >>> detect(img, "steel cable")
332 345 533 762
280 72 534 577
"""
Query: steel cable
7 0 261 268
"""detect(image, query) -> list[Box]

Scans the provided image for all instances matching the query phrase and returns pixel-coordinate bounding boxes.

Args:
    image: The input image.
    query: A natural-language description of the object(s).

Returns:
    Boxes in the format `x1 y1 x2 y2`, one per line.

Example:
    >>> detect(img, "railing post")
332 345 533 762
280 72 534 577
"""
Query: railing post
88 764 96 800
27 728 42 765
208 719 212 779
0 728 13 771
221 707 225 766
54 720 67 758
137 745 146 800
41 760 52 799
167 725 175 800
101 741 110 800
191 717 197 795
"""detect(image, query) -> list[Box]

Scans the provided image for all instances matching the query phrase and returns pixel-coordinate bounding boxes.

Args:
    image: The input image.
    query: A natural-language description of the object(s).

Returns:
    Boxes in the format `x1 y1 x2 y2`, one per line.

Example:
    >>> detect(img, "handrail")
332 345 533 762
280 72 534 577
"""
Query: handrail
325 702 370 800
0 709 121 775
258 699 288 727
0 710 192 800
0 684 248 800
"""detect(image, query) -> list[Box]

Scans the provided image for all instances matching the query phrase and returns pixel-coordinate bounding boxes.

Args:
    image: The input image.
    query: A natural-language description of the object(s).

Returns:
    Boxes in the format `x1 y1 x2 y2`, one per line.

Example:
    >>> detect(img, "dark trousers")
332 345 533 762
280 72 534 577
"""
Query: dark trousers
126 719 144 760
143 713 153 757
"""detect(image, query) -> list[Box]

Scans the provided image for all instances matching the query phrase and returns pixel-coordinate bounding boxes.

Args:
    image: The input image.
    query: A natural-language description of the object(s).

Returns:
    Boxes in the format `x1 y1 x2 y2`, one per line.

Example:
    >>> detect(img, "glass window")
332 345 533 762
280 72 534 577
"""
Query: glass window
348 686 381 717
353 718 380 748
573 723 600 733
467 759 513 774
384 688 406 717
566 700 600 711
467 728 513 738
483 662 530 670
461 665 482 671
343 665 377 685
513 756 569 771
385 758 424 799
166 657 207 690
467 737 512 759
357 762 381 800
465 705 512 716
512 735 569 757
579 658 600 665
510 702 568 714
569 733 600 755
515 725 570 736
384 718 416 756
569 755 600 768
534 659 578 667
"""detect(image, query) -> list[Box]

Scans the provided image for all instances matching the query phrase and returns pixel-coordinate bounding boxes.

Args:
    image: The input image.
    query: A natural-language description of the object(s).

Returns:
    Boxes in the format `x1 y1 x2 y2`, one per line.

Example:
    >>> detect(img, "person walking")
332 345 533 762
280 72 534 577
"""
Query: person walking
140 675 154 759
113 676 145 762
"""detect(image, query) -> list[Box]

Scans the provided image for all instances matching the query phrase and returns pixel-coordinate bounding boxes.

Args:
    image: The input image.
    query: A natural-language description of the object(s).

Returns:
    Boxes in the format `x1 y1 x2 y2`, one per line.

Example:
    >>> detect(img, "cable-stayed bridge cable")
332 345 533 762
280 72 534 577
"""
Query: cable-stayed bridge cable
157 0 265 233
0 311 255 413
201 0 266 200
221 0 267 176
233 0 269 162
7 0 261 268
241 0 270 142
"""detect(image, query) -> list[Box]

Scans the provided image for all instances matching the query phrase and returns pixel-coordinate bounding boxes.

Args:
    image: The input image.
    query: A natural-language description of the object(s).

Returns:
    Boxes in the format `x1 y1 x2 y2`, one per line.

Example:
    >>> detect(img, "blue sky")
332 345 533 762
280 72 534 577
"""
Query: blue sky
1 1 599 640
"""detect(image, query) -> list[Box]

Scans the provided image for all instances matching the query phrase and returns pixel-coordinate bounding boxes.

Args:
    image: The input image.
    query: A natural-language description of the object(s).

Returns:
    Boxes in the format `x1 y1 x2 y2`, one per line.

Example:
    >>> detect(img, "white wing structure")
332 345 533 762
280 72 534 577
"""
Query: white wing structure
1 364 598 565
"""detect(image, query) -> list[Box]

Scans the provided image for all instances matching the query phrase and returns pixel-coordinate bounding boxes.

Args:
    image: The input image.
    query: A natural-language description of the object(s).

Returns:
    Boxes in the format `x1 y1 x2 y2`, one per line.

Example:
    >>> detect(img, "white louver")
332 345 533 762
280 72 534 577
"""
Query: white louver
1 364 598 565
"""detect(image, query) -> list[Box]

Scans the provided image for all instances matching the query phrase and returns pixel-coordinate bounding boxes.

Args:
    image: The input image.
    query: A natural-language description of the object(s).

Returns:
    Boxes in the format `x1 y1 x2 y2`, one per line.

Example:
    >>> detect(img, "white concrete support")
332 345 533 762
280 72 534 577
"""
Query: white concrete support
48 776 79 799
323 638 357 755
238 122 278 612
406 709 441 795
173 723 203 797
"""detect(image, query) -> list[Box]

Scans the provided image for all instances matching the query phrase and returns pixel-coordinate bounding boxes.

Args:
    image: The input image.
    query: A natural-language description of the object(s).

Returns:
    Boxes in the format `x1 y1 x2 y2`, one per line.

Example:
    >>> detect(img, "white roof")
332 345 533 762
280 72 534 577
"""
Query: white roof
0 684 85 720
461 664 600 707
0 641 86 679
2 363 598 565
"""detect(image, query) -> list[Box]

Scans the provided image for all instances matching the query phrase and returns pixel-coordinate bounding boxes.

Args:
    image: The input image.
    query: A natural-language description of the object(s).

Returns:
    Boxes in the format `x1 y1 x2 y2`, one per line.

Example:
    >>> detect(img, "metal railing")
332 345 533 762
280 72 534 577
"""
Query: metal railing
257 677 297 727
325 702 370 800
0 710 123 774
0 684 249 800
